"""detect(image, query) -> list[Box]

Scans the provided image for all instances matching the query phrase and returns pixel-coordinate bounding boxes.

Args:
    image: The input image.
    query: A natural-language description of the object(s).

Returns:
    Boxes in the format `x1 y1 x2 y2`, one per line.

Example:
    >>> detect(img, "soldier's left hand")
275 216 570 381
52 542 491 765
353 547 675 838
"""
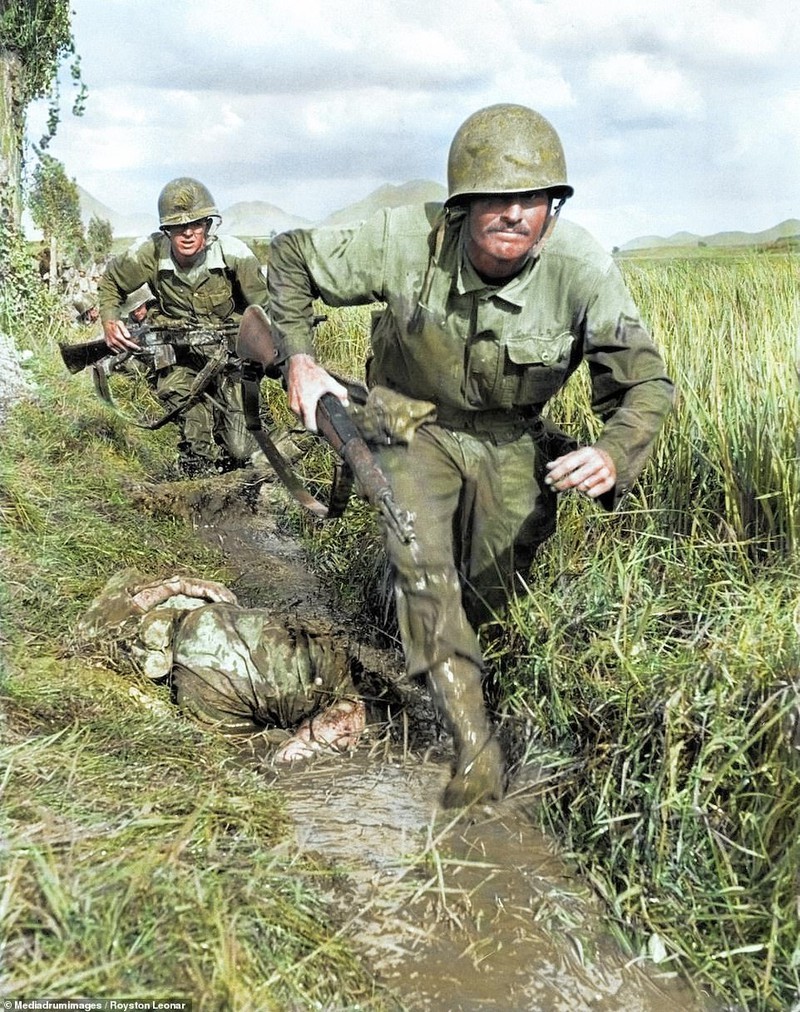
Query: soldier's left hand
544 446 616 498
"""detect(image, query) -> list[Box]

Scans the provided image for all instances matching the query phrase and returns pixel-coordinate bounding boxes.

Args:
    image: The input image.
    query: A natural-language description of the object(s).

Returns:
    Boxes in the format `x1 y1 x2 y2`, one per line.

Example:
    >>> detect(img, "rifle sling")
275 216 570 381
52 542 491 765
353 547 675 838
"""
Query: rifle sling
240 371 353 521
92 346 228 431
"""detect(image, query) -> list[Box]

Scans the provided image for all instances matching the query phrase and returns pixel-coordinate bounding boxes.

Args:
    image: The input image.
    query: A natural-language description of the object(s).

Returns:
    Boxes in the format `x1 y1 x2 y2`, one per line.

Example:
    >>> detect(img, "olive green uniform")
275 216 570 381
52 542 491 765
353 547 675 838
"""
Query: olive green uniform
268 204 674 676
98 232 268 464
76 569 356 735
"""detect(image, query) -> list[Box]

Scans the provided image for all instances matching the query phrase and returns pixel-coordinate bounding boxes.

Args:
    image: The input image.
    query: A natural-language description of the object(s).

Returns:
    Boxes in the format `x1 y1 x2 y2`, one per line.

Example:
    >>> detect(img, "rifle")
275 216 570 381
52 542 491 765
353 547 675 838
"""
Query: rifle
60 321 240 430
236 304 415 546
58 321 238 375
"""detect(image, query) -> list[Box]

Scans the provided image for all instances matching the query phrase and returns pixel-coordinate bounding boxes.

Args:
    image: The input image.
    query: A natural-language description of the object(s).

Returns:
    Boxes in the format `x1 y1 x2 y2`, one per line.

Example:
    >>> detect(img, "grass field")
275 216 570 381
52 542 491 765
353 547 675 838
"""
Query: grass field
2 236 798 1009
0 241 398 1009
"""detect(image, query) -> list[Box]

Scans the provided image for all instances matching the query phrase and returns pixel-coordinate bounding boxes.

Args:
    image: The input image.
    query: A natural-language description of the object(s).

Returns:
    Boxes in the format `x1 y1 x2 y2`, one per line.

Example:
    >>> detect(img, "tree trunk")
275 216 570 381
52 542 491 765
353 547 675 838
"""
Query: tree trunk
0 48 25 229
49 233 57 291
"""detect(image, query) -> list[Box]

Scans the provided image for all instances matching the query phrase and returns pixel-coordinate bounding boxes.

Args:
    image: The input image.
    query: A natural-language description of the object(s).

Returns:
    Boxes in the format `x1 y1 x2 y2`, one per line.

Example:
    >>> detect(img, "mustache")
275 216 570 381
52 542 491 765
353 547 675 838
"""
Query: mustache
487 223 531 235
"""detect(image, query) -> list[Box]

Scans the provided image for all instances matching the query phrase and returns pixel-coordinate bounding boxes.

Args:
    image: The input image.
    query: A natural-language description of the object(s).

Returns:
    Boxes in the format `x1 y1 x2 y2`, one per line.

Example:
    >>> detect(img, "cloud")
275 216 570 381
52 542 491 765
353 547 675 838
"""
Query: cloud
587 53 704 126
24 0 799 248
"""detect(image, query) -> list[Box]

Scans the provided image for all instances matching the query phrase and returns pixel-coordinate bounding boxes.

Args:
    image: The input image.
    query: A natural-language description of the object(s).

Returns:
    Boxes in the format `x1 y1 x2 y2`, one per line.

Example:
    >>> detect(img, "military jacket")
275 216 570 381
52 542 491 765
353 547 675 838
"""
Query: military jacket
268 204 675 495
98 232 267 326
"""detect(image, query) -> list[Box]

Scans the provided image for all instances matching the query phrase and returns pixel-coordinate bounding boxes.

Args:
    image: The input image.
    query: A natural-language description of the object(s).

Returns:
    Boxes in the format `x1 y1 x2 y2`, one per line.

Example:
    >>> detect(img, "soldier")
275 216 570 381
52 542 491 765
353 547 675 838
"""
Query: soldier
98 178 268 475
267 103 675 807
121 283 156 327
76 569 367 761
72 292 100 326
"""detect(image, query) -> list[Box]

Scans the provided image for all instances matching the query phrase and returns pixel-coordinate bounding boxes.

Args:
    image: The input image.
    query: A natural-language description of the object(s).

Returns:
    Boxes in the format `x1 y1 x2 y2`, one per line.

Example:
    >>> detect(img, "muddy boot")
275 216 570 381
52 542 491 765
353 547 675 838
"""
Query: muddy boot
427 656 506 809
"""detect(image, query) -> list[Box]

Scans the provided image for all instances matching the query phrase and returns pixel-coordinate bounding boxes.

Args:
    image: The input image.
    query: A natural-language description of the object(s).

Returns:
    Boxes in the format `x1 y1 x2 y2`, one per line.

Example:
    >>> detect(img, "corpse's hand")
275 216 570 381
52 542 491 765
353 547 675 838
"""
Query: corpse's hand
103 318 140 353
544 446 617 499
286 353 349 433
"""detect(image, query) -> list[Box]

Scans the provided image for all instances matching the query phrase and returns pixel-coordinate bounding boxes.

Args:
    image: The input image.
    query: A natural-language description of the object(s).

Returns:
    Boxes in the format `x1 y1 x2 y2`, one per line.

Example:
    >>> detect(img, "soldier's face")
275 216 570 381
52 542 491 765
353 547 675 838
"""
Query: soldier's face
166 218 210 266
466 192 551 279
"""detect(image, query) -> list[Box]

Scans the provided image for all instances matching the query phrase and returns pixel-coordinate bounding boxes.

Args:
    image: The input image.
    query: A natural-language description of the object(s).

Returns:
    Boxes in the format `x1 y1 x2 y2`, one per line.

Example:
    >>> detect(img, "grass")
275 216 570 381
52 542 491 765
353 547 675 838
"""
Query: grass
0 250 399 1009
1 661 391 1009
4 239 798 1009
301 249 800 1010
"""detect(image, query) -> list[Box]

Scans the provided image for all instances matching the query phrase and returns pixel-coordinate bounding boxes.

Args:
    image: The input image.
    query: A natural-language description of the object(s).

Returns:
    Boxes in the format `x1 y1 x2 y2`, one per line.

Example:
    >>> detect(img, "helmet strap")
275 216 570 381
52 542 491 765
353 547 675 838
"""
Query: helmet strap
529 196 566 259
408 209 453 334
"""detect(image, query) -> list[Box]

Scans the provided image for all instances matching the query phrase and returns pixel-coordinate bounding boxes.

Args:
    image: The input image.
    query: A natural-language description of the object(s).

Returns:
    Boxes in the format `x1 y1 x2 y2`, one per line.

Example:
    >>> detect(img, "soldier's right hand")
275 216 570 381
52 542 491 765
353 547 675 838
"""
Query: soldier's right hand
286 353 349 433
103 318 140 353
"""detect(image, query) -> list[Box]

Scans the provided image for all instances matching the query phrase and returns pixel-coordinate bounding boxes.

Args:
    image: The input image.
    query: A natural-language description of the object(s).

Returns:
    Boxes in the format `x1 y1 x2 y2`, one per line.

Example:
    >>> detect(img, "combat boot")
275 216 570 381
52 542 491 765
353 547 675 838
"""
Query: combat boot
427 656 506 808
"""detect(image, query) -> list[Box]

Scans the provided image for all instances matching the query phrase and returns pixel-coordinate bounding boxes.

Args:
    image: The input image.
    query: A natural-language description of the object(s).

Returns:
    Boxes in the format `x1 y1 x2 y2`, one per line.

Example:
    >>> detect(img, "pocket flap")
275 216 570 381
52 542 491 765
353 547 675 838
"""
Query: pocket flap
506 331 574 368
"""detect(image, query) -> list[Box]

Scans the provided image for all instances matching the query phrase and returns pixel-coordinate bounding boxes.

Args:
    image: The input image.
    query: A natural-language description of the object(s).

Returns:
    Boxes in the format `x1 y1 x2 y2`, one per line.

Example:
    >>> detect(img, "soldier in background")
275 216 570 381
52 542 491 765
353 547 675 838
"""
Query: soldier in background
121 283 156 328
98 178 269 476
72 293 100 327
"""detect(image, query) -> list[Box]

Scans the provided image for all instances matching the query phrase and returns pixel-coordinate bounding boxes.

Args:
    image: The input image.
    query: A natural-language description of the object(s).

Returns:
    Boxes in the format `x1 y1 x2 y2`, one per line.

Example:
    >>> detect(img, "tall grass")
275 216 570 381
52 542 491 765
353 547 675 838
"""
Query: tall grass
305 249 800 1010
623 253 797 555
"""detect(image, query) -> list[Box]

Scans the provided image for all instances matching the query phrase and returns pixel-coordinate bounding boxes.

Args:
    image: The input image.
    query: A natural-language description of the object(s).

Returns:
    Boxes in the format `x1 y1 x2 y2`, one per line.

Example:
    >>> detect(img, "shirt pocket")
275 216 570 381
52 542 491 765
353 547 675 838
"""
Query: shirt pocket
500 330 576 407
192 274 235 321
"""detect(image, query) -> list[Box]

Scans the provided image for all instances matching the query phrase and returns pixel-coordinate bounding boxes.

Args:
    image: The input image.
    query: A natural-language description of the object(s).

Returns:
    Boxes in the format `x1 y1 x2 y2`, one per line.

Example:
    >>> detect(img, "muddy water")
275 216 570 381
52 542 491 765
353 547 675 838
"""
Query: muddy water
265 753 714 1012
191 477 718 1011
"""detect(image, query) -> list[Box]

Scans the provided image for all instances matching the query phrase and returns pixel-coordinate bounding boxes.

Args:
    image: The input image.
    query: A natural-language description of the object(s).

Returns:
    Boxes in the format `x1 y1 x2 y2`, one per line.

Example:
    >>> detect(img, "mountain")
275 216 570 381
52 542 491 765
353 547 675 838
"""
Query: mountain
320 180 448 227
61 179 447 238
25 181 796 253
77 186 153 239
619 218 800 252
217 201 311 237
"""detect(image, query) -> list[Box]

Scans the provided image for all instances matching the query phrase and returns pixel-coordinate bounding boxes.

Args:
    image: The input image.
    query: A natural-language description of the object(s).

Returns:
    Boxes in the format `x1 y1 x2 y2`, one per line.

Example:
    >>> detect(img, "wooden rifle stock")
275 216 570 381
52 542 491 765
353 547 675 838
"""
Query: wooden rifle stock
236 305 415 544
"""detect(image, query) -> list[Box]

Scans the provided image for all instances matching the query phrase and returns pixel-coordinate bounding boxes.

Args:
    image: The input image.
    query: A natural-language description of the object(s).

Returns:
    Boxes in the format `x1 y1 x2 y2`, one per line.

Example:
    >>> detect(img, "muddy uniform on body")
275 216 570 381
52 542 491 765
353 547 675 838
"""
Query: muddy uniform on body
76 569 366 762
268 103 675 808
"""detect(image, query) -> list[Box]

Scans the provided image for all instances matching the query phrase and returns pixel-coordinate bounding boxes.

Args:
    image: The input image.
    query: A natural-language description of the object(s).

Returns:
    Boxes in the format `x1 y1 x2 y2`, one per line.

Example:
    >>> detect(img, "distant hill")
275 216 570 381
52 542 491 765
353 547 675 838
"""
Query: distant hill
320 180 447 227
619 219 800 252
24 181 795 254
22 186 153 241
55 179 448 239
77 186 153 239
218 201 311 237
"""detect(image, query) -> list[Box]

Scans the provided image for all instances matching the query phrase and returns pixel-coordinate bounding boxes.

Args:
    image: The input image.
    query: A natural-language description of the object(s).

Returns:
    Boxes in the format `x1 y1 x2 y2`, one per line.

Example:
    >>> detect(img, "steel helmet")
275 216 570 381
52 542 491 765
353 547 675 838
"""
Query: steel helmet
157 177 220 228
121 283 154 317
73 293 98 317
446 104 573 206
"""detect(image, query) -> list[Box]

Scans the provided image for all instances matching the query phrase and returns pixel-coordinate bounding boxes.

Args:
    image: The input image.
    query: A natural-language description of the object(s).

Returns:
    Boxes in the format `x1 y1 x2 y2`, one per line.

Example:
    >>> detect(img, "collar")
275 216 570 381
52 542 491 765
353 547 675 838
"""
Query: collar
157 234 223 276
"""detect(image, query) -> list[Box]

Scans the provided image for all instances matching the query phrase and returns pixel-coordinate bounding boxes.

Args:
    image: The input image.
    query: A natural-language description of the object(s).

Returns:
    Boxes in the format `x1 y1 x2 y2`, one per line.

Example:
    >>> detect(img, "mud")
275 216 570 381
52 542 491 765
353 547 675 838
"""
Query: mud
178 471 717 1011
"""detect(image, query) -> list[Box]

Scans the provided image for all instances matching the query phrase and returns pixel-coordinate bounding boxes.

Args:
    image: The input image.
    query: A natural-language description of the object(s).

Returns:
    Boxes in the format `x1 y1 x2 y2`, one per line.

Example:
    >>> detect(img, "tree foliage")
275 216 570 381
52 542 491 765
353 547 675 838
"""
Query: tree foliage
87 214 113 263
0 0 86 228
29 150 86 263
0 0 86 144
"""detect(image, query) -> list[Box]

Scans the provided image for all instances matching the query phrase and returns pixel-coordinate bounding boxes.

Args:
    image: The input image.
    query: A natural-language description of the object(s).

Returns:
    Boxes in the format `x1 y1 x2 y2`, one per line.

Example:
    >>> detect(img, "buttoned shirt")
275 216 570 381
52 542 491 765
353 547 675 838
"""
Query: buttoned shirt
268 203 674 495
98 232 267 327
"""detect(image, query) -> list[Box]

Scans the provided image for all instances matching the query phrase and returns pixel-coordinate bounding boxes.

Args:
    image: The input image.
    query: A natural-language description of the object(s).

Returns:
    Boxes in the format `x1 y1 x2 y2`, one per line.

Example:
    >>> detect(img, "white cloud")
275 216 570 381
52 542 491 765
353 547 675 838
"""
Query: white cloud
22 0 799 249
588 53 704 124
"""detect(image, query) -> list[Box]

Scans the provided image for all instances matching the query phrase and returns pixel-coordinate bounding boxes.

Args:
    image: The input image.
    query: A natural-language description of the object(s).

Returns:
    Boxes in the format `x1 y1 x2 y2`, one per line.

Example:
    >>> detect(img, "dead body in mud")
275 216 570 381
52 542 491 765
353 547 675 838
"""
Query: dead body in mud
76 569 366 761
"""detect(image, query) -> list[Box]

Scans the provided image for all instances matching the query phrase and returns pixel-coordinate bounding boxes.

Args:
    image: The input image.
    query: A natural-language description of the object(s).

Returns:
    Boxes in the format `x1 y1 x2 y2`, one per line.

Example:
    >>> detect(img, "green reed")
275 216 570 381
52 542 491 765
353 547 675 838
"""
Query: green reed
306 249 800 1009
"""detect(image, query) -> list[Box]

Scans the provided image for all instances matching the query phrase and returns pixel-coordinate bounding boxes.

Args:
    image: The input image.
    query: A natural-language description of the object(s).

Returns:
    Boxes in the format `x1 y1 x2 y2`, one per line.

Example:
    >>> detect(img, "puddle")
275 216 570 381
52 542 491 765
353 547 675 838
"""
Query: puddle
184 475 719 1011
263 752 716 1011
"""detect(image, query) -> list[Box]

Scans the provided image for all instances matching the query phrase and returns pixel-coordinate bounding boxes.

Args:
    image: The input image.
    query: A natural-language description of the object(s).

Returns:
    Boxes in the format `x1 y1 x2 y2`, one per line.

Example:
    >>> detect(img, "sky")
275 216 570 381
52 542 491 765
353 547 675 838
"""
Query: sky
25 0 800 250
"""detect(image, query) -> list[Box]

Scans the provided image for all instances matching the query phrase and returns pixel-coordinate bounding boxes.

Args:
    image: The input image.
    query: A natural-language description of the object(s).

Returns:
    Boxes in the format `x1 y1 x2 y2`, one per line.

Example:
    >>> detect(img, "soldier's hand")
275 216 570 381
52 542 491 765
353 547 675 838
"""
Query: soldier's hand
286 353 349 433
544 446 617 499
103 318 140 353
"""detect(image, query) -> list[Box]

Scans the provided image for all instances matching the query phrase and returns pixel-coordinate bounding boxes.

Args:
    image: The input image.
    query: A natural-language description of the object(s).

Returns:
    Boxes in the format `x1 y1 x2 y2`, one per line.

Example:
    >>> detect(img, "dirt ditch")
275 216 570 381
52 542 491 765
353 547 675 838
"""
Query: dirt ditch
161 469 718 1012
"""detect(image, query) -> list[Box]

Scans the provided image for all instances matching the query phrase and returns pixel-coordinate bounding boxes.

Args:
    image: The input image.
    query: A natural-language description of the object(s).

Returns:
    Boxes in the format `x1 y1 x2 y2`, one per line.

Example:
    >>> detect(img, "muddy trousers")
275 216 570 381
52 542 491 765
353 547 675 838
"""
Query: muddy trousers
375 423 557 805
376 423 557 674
428 656 505 807
156 354 257 464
